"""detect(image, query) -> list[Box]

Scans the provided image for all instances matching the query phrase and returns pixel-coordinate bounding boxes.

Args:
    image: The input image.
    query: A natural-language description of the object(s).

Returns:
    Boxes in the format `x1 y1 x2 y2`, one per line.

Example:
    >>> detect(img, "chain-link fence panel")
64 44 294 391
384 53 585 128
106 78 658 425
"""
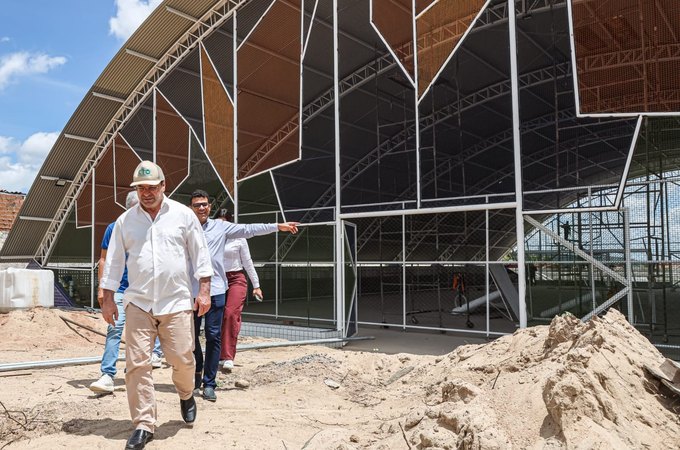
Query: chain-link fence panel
54 267 94 308
355 216 403 262
357 263 403 327
405 211 486 262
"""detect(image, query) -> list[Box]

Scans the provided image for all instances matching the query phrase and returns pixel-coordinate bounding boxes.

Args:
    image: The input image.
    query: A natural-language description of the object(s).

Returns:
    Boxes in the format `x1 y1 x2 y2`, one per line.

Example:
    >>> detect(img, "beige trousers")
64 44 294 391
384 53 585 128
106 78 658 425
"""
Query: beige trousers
124 303 195 432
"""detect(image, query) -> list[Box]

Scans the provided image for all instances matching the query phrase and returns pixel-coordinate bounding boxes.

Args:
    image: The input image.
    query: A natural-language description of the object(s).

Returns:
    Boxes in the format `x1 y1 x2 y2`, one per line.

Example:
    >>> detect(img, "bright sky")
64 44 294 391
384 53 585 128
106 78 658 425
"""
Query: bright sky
0 0 162 194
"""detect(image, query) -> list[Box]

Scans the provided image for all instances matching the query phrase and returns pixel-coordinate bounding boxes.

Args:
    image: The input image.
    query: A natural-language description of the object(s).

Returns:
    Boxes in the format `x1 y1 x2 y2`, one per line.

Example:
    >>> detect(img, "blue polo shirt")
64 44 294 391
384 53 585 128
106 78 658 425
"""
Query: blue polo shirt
102 222 128 294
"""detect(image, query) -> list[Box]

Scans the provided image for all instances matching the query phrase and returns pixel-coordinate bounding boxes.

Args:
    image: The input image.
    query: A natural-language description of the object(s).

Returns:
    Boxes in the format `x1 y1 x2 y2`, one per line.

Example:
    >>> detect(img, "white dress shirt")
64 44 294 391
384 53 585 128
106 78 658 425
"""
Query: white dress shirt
100 195 213 315
224 238 260 288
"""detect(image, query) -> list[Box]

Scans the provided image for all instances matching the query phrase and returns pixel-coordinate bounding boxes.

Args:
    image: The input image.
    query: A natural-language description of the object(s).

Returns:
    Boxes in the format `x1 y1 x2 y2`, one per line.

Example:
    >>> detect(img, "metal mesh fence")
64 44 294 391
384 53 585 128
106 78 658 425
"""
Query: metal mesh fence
243 213 337 330
354 209 518 335
52 267 93 307
525 210 627 324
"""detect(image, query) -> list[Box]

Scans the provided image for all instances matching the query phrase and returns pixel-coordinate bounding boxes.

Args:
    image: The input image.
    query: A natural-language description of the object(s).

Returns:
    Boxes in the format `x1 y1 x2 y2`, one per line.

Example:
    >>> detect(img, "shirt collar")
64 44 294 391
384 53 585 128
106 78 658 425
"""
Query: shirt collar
134 194 170 220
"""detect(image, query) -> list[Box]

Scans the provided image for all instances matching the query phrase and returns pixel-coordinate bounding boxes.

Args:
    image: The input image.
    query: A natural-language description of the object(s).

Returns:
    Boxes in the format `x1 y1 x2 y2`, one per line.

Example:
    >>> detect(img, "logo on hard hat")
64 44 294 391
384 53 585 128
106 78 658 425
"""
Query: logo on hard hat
138 168 152 176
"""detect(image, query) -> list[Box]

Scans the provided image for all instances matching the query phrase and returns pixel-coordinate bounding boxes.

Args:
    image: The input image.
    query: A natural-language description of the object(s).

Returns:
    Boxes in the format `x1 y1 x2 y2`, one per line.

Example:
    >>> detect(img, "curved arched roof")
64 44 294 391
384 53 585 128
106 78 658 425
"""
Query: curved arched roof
2 0 239 260
2 0 679 264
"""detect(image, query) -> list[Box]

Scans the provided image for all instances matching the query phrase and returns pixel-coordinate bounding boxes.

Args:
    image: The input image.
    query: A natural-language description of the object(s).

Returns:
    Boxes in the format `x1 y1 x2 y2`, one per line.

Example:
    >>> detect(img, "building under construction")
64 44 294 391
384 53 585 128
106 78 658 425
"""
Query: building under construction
1 0 679 355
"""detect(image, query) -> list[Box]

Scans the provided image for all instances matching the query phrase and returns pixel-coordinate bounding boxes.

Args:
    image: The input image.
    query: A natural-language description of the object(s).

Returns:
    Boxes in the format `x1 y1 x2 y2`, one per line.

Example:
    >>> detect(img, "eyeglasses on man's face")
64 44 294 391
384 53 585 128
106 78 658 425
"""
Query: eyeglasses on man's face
191 202 210 209
135 184 162 194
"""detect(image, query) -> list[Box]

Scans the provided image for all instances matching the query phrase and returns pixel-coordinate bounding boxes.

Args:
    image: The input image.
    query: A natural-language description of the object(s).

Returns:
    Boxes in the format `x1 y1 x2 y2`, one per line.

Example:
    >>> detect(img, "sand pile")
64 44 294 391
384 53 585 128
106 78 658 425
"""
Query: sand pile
321 309 680 449
0 307 106 362
1 308 678 449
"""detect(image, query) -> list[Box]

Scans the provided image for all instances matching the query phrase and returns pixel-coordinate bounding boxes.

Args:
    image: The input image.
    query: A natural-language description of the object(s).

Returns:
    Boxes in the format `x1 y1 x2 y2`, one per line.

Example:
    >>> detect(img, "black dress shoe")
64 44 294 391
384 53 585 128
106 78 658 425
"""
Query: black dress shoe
125 429 153 449
180 396 197 423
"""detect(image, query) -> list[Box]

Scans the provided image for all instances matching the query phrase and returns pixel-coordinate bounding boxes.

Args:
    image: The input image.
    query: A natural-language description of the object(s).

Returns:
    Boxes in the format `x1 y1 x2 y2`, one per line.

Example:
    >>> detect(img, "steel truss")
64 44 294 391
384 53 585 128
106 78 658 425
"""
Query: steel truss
275 62 574 260
244 0 567 179
35 0 243 265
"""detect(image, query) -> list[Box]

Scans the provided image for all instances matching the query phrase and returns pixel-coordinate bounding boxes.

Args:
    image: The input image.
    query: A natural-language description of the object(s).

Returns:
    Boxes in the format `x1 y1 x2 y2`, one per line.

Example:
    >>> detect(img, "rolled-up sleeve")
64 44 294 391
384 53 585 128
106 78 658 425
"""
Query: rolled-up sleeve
186 213 214 280
100 219 125 291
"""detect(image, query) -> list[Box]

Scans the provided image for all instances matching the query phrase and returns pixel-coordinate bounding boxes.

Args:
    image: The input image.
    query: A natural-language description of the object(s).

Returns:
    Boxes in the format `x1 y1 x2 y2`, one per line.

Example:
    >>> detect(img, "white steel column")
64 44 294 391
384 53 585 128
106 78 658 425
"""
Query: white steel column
152 90 157 162
412 0 421 208
508 0 527 328
485 208 490 337
233 16 239 221
402 213 407 330
624 208 633 323
333 0 345 334
90 168 96 309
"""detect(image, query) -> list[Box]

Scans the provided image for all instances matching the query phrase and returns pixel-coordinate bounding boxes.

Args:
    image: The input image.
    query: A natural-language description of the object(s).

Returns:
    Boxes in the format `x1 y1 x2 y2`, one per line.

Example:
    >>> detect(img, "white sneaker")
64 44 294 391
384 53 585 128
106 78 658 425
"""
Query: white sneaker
89 374 114 393
222 360 234 372
150 353 163 369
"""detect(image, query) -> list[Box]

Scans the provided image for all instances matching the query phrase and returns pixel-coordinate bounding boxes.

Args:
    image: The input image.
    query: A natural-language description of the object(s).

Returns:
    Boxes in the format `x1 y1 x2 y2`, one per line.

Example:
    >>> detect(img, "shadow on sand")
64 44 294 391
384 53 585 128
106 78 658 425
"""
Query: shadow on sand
62 417 188 442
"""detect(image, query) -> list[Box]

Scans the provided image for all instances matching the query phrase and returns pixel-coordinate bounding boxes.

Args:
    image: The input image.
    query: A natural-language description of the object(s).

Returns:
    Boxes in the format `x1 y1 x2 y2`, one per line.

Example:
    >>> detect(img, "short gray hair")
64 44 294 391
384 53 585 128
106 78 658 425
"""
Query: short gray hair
125 190 139 209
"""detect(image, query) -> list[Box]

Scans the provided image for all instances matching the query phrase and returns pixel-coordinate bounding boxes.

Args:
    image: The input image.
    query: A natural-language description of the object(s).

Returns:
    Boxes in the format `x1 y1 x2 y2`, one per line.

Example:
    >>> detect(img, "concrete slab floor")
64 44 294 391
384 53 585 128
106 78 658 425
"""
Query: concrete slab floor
342 325 498 356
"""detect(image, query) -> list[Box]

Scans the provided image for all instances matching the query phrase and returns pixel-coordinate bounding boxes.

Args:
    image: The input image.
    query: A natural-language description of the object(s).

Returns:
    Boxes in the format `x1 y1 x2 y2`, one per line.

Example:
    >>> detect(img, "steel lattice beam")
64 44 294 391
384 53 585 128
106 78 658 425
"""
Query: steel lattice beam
245 0 566 182
355 110 622 256
275 62 573 260
35 0 242 265
578 44 680 72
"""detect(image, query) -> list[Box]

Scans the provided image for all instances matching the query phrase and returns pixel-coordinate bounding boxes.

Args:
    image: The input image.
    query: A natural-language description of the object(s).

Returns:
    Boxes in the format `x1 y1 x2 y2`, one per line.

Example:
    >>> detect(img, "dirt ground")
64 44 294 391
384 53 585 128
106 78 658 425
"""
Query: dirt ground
0 307 679 449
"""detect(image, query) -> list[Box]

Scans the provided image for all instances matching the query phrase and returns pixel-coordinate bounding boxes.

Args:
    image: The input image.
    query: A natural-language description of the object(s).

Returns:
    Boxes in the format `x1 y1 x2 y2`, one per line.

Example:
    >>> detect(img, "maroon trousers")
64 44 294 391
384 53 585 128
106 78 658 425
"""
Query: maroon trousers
220 271 247 361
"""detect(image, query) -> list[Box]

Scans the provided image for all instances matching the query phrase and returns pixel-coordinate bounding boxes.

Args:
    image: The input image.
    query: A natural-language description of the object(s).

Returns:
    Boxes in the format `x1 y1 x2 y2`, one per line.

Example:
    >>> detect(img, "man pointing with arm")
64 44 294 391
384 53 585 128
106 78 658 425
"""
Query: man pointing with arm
188 189 298 401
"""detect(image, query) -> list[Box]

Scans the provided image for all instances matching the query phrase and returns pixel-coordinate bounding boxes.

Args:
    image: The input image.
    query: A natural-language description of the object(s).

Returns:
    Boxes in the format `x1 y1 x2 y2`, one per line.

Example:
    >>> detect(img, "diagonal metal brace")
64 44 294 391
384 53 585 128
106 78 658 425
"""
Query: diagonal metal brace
580 287 629 323
525 216 627 285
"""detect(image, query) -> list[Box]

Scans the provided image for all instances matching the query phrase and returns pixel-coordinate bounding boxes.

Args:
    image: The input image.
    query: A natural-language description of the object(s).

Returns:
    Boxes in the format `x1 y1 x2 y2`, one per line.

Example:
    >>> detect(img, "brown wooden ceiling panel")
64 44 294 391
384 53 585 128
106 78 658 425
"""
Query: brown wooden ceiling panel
416 0 435 15
114 136 142 207
76 174 93 228
416 0 486 97
572 0 680 113
201 45 235 194
93 182 123 251
167 0 216 21
237 0 301 177
155 90 190 193
239 48 300 107
255 131 299 172
372 0 414 79
88 141 127 247
95 141 116 188
244 1 300 61
237 93 295 153
93 54 155 99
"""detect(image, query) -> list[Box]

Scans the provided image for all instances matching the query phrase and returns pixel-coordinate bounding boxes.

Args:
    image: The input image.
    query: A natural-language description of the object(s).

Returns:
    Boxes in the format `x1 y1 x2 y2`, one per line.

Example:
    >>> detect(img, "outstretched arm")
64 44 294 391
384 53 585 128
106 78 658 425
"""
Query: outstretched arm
222 221 299 239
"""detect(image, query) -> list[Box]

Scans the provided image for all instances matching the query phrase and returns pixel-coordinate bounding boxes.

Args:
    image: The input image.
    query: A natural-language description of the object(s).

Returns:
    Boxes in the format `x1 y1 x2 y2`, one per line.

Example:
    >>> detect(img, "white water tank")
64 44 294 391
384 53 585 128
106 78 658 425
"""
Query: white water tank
0 268 54 312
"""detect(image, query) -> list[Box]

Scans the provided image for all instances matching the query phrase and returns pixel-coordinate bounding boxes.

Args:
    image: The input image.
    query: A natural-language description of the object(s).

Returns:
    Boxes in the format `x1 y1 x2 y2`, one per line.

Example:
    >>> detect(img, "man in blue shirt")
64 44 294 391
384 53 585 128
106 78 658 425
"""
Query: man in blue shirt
89 191 163 394
189 189 298 401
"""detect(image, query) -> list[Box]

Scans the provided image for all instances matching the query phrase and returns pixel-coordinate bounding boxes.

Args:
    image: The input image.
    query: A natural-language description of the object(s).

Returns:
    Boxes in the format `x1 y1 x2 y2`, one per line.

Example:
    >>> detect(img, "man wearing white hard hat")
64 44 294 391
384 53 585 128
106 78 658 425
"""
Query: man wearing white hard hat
100 160 212 449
